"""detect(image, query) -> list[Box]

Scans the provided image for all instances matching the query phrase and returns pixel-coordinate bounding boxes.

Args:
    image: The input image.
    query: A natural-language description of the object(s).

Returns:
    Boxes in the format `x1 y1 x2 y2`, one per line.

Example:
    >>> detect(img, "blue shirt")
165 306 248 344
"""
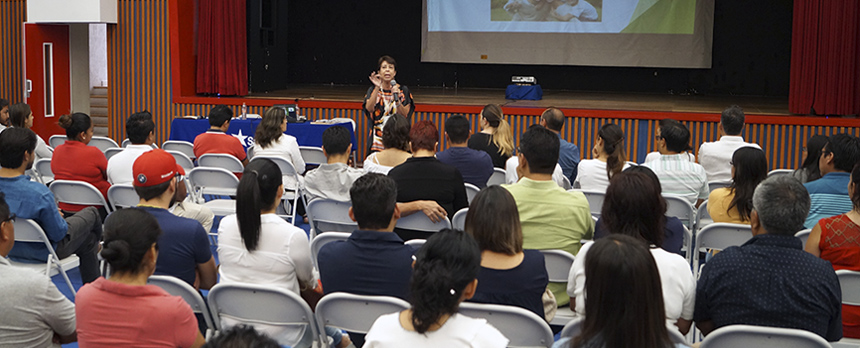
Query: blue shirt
138 207 212 286
0 175 68 262
318 230 414 300
558 135 581 183
694 234 842 341
804 172 853 229
436 146 494 188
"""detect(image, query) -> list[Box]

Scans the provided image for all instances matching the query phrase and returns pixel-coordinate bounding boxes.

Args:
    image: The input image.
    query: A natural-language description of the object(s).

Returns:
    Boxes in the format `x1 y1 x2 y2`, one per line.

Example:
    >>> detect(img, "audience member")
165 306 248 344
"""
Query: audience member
106 111 156 184
363 55 414 153
304 125 364 202
202 325 280 348
469 104 514 168
806 163 860 338
569 170 695 335
464 186 548 319
52 112 110 213
793 135 828 183
554 235 682 348
708 147 767 224
644 119 695 163
132 149 216 289
0 98 8 132
250 106 305 190
0 192 77 347
503 125 593 305
804 133 860 229
504 155 569 187
643 119 708 206
694 176 842 341
436 114 494 187
8 103 51 160
363 114 411 175
193 105 248 166
574 123 630 191
363 229 509 347
75 208 205 348
540 107 580 183
0 128 102 283
697 105 761 182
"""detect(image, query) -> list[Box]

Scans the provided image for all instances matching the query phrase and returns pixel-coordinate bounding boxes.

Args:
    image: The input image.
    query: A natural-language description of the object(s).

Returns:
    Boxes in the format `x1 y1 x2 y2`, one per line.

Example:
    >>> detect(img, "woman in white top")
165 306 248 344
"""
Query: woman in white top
217 158 349 348
251 107 305 190
363 114 411 174
567 170 695 336
575 123 629 191
8 103 52 160
364 229 509 348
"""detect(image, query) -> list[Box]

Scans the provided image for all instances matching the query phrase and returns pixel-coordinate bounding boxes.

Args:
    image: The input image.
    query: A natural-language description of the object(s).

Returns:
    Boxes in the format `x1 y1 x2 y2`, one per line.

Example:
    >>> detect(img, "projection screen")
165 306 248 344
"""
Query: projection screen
422 0 715 68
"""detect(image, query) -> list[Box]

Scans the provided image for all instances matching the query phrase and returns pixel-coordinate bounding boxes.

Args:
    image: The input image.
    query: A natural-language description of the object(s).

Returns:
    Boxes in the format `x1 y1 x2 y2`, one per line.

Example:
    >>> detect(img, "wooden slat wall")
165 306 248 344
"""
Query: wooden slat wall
0 0 26 104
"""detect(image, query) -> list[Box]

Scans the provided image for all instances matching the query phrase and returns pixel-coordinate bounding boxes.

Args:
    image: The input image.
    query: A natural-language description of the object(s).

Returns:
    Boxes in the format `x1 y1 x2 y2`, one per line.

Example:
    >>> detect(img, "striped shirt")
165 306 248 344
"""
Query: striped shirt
643 153 709 205
804 172 853 229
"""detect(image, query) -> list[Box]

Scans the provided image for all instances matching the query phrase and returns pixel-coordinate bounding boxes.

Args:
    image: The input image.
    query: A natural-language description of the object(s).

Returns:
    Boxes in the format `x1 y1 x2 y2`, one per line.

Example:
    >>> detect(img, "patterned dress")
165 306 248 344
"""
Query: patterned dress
818 213 860 338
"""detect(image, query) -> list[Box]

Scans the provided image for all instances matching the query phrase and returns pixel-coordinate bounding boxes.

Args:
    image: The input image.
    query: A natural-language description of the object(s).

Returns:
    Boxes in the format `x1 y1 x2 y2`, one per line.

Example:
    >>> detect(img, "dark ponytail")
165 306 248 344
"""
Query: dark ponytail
101 208 162 274
598 123 626 181
410 229 481 334
236 158 282 251
58 112 92 140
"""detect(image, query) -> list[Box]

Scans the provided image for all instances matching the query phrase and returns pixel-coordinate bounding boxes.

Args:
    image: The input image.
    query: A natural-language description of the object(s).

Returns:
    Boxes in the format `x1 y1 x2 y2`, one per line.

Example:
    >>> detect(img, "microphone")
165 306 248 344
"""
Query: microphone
390 79 400 105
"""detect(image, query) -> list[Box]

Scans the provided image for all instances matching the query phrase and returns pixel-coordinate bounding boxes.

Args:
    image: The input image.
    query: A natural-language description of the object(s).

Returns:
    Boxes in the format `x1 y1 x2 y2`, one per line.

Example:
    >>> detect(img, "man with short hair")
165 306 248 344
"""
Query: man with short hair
0 98 9 133
804 133 860 229
540 107 580 183
132 149 217 290
192 105 248 166
0 192 77 347
503 125 593 306
643 120 709 206
697 105 761 182
303 126 365 202
695 176 842 341
436 115 494 187
0 128 102 284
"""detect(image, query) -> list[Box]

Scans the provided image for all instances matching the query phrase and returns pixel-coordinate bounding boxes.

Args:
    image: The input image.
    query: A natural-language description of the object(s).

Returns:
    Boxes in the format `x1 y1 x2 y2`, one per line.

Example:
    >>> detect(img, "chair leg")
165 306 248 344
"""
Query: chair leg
52 255 77 297
289 189 300 225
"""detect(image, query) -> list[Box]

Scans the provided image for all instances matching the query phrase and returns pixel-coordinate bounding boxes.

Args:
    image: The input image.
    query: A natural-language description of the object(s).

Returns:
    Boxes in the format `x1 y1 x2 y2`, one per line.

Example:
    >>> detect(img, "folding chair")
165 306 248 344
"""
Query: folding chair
464 183 480 204
33 158 54 183
305 199 356 237
539 249 577 326
405 239 426 248
700 325 830 348
89 136 120 152
580 190 605 219
694 223 752 279
562 176 572 190
48 135 67 148
10 219 80 297
458 302 554 348
162 140 196 160
147 275 216 339
695 199 713 232
49 180 113 214
795 229 812 247
299 146 327 167
708 180 732 193
207 283 321 348
309 232 351 268
314 292 410 344
186 167 239 215
166 150 195 173
767 169 794 178
664 194 696 230
560 317 582 338
197 153 244 174
395 213 451 233
121 138 131 148
253 156 302 224
835 270 860 346
487 168 506 186
104 147 124 160
107 184 140 211
452 207 468 230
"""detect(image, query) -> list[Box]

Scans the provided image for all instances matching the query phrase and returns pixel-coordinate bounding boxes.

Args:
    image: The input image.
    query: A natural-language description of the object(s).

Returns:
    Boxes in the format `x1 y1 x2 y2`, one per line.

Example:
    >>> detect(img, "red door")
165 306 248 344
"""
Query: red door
23 23 70 141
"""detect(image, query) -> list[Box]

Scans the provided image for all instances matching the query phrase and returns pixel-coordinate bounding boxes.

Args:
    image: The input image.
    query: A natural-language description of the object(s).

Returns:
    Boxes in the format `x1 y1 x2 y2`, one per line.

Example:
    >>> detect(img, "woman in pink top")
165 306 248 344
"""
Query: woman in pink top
76 208 205 348
51 112 110 213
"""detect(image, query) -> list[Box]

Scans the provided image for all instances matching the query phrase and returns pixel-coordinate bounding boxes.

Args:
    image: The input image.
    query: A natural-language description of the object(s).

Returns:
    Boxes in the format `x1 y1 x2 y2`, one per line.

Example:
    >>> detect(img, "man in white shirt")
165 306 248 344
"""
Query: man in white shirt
643 119 708 206
0 98 9 133
697 105 761 183
304 125 364 202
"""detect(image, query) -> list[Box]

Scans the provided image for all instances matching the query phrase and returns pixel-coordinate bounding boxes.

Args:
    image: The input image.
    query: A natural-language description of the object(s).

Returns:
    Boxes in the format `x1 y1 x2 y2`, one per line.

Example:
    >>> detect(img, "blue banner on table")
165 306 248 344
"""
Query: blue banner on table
169 119 357 150
505 84 543 100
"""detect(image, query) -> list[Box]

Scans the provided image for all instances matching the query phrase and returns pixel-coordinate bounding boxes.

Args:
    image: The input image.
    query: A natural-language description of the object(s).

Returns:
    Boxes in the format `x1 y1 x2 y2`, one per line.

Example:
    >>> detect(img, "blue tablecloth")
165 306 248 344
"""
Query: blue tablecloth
505 84 543 100
169 118 356 150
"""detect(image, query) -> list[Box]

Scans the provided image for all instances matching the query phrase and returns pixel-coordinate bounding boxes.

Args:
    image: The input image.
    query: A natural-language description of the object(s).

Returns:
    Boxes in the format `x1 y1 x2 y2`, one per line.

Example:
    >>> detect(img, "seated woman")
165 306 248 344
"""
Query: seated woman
8 103 51 160
217 158 348 348
574 123 630 191
250 107 305 190
464 186 549 319
707 147 767 224
555 235 685 348
571 170 695 336
806 163 860 338
793 135 828 184
51 112 110 214
364 229 509 347
75 208 205 348
468 104 514 168
364 114 411 175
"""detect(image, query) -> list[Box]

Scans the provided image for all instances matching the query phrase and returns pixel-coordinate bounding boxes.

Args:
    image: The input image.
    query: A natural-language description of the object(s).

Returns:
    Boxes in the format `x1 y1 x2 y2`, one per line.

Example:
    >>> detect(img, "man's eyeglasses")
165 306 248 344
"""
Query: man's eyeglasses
2 214 15 224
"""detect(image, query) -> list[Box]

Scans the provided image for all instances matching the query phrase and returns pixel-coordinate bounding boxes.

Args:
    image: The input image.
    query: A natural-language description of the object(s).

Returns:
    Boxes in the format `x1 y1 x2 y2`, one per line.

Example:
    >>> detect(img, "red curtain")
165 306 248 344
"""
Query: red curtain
789 0 860 116
196 0 249 96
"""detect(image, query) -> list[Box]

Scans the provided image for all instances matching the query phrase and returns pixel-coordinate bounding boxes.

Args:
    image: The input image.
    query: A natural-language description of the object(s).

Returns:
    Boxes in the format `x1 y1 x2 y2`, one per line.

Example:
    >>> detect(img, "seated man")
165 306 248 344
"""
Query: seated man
132 149 217 290
193 105 248 166
502 125 593 305
695 176 842 341
303 125 364 202
540 108 580 184
643 119 708 206
0 128 102 284
697 105 761 183
0 192 77 346
804 133 860 229
436 115 494 188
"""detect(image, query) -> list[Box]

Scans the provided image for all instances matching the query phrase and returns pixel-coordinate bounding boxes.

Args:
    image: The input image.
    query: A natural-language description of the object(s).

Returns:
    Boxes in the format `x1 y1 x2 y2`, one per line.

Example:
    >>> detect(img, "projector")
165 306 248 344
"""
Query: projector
512 76 536 85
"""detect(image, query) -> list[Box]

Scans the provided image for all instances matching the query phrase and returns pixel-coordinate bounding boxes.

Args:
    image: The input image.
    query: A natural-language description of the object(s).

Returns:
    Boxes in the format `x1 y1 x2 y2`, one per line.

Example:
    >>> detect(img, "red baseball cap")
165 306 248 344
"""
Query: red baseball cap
132 149 185 187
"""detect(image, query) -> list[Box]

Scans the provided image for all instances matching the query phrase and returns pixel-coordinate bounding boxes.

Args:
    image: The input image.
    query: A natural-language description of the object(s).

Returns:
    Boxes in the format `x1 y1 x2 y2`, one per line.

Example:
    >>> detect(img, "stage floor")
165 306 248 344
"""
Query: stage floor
249 84 791 115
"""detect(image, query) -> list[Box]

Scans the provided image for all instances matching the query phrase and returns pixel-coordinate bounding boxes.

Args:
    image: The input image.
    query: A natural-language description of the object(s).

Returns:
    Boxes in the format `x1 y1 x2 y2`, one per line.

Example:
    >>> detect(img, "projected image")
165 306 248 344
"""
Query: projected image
492 0 602 22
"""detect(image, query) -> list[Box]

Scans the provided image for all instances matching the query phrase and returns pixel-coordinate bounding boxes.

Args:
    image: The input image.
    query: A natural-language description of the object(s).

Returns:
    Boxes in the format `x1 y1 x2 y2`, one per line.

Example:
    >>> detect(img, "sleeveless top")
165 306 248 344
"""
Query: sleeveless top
818 213 860 338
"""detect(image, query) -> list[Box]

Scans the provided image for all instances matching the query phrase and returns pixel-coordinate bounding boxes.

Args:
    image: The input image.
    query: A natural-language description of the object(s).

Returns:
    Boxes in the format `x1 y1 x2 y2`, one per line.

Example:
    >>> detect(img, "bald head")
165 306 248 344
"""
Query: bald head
540 108 565 132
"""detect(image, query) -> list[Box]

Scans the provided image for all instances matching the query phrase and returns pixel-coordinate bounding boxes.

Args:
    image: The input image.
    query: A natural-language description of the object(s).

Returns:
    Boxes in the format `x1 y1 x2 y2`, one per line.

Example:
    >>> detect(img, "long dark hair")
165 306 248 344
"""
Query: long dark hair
572 234 672 348
255 107 286 148
410 229 481 334
8 103 31 128
101 208 162 275
729 147 768 221
800 135 828 181
236 158 282 251
601 169 666 247
598 123 626 180
852 163 860 210
464 186 523 255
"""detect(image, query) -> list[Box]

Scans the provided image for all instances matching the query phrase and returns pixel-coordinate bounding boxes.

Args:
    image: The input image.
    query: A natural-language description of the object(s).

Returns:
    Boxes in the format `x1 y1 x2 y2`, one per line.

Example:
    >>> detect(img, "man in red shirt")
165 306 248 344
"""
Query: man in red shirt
192 105 249 166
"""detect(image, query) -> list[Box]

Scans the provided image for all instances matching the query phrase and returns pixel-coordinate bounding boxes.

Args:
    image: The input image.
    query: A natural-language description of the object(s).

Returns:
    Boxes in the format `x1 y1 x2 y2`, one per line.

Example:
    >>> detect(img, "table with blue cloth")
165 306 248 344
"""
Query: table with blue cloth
169 118 357 150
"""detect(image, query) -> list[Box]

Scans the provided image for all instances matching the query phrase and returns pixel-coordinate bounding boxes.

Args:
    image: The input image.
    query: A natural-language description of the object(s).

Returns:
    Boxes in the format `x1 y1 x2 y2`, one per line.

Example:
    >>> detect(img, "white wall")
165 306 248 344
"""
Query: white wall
89 23 107 88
